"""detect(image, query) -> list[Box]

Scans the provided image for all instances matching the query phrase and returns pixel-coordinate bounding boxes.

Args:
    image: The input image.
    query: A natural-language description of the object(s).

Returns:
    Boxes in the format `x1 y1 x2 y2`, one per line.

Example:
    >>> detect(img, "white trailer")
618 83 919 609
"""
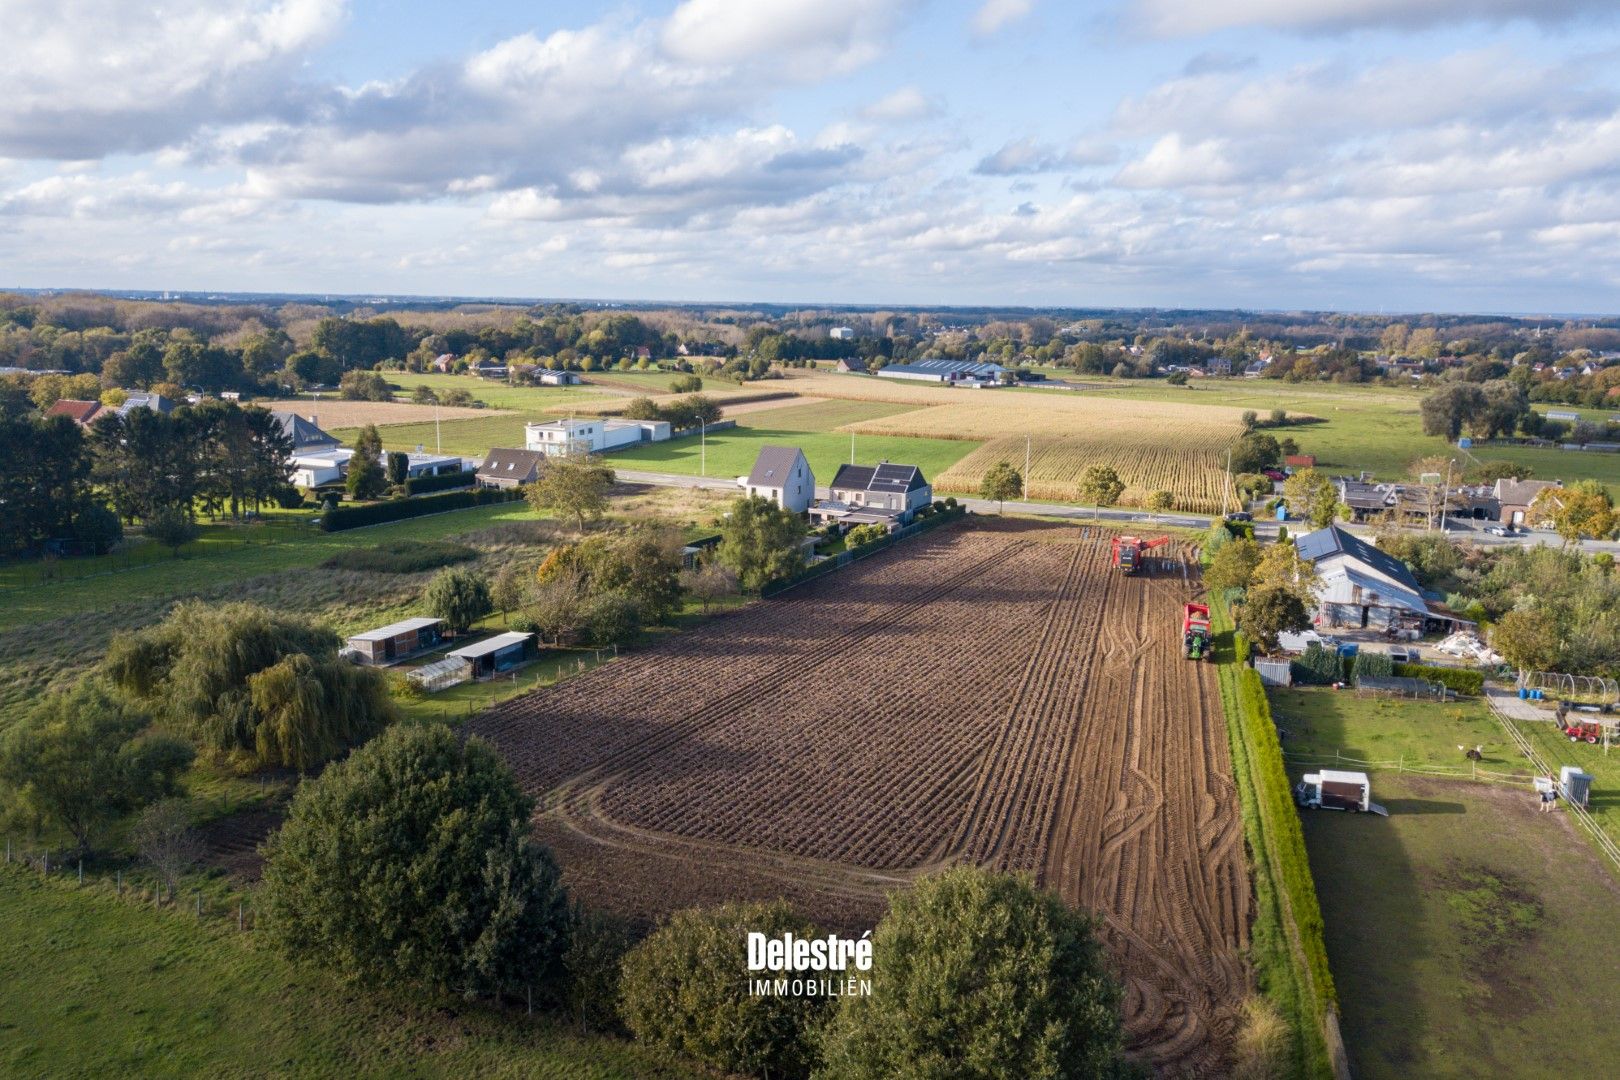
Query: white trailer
1294 769 1388 815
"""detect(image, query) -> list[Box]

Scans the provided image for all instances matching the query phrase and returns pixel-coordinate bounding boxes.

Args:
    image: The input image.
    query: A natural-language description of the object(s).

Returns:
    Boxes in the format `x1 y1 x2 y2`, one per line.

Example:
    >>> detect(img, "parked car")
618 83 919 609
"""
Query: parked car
1225 511 1253 522
1485 525 1510 537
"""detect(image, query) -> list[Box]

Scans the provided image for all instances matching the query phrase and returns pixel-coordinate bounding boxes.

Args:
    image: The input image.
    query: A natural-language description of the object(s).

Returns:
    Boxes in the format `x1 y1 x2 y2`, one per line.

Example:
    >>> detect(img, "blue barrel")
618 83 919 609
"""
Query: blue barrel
1519 687 1528 699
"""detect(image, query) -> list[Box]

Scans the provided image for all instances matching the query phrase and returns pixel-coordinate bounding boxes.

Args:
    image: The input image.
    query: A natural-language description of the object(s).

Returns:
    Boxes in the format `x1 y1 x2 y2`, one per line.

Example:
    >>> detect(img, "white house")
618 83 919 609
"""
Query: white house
829 326 856 340
524 417 670 457
741 445 815 513
289 448 353 488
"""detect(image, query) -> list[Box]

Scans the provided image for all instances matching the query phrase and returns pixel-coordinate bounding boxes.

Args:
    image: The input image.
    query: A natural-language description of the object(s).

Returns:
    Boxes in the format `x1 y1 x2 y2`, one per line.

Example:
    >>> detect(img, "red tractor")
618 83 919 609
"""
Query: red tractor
1183 603 1213 660
1111 534 1170 575
1562 720 1604 745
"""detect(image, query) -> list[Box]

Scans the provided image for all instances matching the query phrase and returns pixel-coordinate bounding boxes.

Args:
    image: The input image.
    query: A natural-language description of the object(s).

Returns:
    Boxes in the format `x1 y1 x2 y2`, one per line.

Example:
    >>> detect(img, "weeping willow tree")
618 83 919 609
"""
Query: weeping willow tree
104 601 394 770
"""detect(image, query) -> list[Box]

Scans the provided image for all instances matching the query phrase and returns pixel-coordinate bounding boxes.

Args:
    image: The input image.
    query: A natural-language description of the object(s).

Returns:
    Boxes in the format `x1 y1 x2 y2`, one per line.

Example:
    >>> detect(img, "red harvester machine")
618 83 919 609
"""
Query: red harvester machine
1184 603 1213 660
1111 534 1170 575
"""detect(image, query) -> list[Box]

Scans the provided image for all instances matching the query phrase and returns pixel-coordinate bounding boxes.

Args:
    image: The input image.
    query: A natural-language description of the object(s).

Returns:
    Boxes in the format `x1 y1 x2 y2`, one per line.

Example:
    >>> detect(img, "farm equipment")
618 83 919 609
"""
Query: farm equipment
1561 720 1604 745
1183 603 1212 661
1111 534 1170 575
1294 769 1388 815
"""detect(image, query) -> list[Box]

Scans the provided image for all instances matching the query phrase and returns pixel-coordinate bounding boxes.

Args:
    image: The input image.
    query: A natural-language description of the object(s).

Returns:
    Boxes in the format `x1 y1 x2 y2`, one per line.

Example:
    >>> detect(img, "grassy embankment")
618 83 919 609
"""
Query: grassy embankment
0 869 698 1079
1280 687 1620 1078
1209 600 1336 1079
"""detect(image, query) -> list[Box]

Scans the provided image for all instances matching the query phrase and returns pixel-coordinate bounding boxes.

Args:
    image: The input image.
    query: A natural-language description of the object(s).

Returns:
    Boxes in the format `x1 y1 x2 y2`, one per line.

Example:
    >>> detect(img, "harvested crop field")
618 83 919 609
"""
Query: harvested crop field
252 399 505 426
470 518 1251 1073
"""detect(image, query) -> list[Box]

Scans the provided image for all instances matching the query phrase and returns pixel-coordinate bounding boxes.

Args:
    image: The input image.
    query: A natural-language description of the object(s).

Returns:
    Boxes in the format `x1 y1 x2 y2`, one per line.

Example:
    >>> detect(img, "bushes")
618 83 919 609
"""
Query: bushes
1393 662 1484 695
260 724 571 998
1294 644 1343 685
819 866 1125 1080
402 470 475 495
320 487 522 531
1350 650 1393 679
321 539 477 574
620 901 829 1079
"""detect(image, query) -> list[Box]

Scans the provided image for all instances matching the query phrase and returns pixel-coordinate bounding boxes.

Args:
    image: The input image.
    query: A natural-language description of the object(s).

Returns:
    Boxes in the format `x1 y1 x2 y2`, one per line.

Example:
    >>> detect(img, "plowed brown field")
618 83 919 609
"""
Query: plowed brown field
469 518 1250 1074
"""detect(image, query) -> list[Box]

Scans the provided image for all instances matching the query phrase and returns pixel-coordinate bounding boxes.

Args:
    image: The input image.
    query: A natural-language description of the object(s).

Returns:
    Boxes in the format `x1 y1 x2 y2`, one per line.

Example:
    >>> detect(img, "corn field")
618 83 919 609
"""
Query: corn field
935 434 1237 513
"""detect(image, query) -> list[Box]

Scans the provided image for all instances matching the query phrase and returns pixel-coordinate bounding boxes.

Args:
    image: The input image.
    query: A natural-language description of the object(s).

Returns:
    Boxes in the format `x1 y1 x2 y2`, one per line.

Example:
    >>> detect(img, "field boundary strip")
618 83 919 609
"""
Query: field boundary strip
1212 597 1340 1080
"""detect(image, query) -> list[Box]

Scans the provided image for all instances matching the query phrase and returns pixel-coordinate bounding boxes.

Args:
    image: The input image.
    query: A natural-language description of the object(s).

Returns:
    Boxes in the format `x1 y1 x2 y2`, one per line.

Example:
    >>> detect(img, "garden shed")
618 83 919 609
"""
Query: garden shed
447 632 539 679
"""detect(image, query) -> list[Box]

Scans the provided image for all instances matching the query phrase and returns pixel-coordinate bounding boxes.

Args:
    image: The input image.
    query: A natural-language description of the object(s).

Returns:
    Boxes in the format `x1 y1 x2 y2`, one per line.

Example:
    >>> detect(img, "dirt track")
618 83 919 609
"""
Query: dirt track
469 518 1251 1073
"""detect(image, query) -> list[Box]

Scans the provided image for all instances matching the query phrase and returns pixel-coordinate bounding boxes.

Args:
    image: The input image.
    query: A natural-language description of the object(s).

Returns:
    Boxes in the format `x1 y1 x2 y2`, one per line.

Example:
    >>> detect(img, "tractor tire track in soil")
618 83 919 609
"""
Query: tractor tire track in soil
467 517 1250 1074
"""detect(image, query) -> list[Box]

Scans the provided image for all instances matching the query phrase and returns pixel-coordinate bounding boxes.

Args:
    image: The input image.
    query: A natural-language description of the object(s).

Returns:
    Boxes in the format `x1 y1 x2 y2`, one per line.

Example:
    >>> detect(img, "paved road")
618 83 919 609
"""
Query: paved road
614 467 1620 554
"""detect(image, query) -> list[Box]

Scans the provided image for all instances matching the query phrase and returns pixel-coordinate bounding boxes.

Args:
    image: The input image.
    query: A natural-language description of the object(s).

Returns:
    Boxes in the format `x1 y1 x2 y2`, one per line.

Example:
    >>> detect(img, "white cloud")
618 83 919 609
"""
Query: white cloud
972 0 1034 36
1132 0 1617 36
975 137 1117 175
0 0 344 158
861 86 938 123
662 0 905 75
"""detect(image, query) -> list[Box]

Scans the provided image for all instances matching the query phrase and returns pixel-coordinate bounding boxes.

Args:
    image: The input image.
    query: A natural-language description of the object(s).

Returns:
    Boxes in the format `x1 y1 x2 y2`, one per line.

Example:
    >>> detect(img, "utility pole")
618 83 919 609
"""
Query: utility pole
850 431 855 465
435 402 441 455
1440 458 1454 533
1023 435 1031 500
700 419 706 477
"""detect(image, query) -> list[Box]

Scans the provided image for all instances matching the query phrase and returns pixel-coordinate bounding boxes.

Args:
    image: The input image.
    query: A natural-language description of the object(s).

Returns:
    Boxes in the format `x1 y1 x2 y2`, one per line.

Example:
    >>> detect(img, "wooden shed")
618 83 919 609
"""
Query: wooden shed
345 618 445 666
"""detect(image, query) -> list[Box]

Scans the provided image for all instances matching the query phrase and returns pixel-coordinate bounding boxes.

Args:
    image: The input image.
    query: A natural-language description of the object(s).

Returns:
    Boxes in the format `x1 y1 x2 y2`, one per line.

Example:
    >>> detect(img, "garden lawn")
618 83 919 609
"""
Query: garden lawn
1270 688 1516 772
0 870 698 1079
1503 710 1620 854
334 415 548 460
0 503 545 634
1302 773 1620 1080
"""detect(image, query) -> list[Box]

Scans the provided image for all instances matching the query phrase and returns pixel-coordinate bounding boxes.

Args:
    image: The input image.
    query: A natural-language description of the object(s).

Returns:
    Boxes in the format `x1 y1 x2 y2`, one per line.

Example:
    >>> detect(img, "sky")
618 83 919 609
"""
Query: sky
4 0 1620 312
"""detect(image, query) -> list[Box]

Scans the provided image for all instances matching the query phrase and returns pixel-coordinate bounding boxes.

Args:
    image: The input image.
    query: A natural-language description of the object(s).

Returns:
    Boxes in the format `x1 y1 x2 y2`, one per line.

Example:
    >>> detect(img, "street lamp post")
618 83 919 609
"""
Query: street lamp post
700 418 706 477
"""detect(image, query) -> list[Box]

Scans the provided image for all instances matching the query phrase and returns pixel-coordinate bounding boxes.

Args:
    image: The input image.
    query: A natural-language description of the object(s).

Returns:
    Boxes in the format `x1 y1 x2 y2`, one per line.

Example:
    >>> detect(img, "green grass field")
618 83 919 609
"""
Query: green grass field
1503 711 1620 851
0 870 698 1079
1271 689 1516 772
1302 773 1620 1079
383 371 615 412
606 417 977 484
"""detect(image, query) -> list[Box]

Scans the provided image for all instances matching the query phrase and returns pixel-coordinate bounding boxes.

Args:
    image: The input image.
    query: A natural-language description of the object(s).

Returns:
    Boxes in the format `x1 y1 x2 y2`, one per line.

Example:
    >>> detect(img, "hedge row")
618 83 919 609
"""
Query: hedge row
1215 605 1335 1078
403 470 475 495
320 487 523 532
1393 662 1484 696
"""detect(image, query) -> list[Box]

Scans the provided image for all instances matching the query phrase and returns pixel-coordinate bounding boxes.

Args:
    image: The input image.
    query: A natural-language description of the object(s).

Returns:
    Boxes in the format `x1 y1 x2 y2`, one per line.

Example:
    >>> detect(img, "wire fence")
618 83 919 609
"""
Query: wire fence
4 838 258 932
1281 749 1537 786
1486 696 1620 873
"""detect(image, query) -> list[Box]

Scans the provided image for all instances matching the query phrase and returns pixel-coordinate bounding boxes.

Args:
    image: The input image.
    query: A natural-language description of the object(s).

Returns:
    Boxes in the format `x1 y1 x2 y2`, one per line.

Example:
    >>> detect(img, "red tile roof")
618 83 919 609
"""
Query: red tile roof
45 399 101 424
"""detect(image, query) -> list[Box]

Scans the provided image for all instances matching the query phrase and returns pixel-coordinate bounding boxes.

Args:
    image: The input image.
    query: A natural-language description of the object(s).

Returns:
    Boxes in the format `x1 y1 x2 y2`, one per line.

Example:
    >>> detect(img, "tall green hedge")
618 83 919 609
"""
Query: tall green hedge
1393 662 1484 695
402 470 475 495
1294 644 1342 685
1214 601 1335 1079
1351 651 1394 679
320 487 522 532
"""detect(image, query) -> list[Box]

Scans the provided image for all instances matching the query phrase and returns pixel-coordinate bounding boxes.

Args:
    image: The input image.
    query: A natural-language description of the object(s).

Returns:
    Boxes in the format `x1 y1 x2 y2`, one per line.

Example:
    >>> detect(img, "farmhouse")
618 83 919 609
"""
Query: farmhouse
836 357 867 373
117 391 175 416
1493 477 1561 526
345 617 445 666
45 399 102 426
742 445 815 513
448 631 539 679
1297 523 1472 636
875 359 1005 385
476 447 546 488
525 417 671 457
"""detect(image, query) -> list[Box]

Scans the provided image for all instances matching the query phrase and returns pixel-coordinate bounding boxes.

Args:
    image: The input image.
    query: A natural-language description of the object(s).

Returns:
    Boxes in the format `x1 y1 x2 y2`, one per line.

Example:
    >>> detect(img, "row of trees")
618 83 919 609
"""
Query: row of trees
255 722 1135 1080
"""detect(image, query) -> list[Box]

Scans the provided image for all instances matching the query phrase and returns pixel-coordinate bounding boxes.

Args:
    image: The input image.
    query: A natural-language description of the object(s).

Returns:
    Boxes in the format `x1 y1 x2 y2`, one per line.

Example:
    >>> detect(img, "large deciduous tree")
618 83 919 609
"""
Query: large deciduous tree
717 495 805 590
260 724 570 998
423 567 494 634
979 460 1022 513
525 456 616 530
1077 464 1125 520
818 866 1126 1079
0 681 193 854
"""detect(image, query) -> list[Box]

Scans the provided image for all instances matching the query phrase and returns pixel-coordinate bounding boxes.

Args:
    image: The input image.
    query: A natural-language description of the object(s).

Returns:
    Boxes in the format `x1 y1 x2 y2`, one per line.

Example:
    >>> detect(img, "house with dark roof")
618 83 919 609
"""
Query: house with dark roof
476 447 546 489
270 411 341 452
1492 477 1561 527
45 399 102 426
1295 523 1472 635
835 357 867 373
827 462 932 519
117 391 175 416
741 446 814 513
